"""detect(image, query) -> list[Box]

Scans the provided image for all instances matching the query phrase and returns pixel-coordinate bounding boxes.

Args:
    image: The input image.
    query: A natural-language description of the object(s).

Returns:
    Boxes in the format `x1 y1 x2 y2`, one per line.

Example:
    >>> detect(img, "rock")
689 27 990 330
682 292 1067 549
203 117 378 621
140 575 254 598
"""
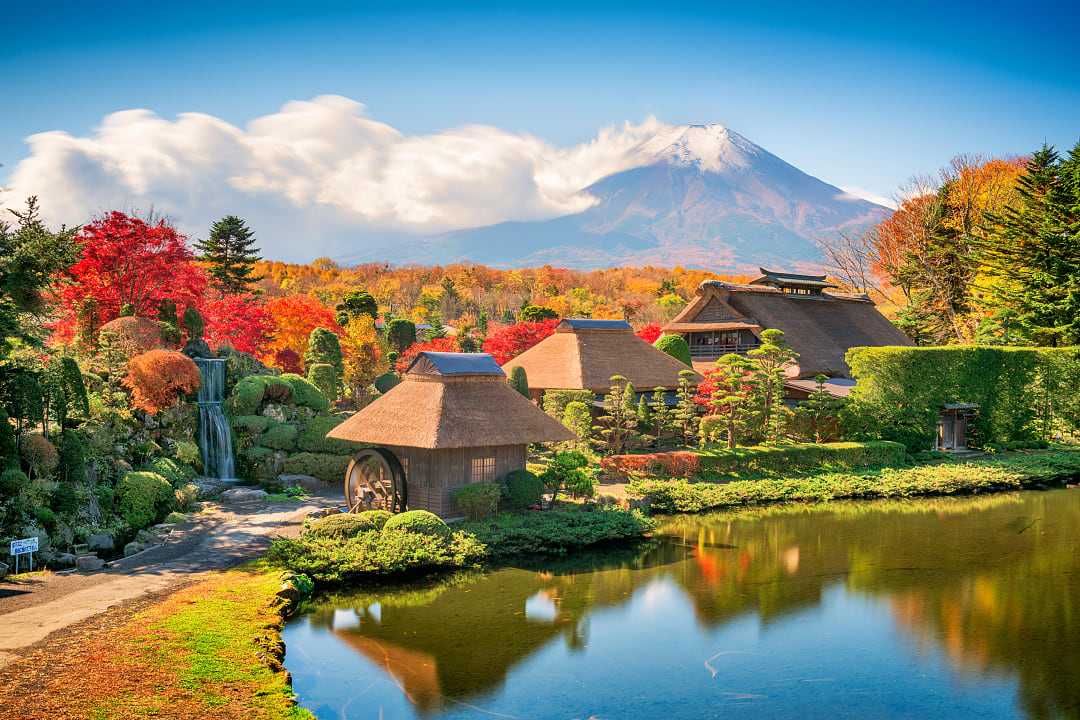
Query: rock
262 403 288 423
87 532 115 552
182 338 214 359
221 487 269 504
278 474 324 493
56 552 77 567
306 507 341 521
123 541 145 557
0 561 8 579
193 478 227 499
76 555 105 572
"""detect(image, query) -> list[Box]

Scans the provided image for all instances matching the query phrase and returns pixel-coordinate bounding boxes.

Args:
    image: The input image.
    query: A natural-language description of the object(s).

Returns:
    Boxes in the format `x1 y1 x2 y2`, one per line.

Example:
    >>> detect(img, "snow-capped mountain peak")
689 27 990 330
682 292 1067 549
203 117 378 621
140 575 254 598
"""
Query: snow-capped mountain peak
636 123 760 172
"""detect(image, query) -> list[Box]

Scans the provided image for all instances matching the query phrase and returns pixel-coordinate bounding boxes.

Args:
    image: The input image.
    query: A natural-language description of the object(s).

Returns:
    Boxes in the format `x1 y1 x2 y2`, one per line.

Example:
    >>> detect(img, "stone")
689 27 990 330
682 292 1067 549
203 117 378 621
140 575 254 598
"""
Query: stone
76 555 105 572
0 561 8 579
193 478 227 499
221 487 269 503
56 552 77 567
123 541 145 557
87 532 115 552
306 507 341 521
278 474 324 493
262 403 288 423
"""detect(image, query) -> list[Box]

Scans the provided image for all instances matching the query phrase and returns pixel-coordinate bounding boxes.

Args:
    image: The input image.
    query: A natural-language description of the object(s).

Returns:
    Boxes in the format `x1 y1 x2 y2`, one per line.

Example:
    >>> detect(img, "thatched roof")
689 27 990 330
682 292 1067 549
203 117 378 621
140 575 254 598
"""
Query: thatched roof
501 318 701 393
327 352 575 449
751 268 838 290
665 280 912 378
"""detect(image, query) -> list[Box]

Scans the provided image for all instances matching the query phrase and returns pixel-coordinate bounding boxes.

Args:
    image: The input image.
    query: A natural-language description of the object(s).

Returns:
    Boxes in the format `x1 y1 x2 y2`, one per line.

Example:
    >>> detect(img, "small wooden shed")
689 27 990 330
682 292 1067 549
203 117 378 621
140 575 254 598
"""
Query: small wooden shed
936 402 978 452
326 351 575 518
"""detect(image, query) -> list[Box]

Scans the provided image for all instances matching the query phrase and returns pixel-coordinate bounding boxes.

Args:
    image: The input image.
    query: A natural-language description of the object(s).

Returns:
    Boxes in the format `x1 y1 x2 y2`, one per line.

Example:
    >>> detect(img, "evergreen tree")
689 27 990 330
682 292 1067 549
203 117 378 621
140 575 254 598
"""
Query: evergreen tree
335 289 378 327
508 365 530 397
384 318 416 353
649 386 675 447
672 369 700 447
704 354 759 450
794 375 845 443
747 328 797 443
978 144 1080 345
195 216 263 294
304 327 344 396
593 375 641 455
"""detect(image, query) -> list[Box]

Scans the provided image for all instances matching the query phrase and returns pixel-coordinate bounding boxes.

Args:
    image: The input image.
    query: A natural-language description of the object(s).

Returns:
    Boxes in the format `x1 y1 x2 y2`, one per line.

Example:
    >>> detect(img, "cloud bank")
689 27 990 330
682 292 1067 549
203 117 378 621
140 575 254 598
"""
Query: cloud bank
2 96 673 261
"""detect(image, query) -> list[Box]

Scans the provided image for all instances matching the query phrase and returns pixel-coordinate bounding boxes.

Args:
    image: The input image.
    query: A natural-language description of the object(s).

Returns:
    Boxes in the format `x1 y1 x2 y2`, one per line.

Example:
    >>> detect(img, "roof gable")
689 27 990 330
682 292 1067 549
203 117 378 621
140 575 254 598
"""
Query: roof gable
407 351 504 377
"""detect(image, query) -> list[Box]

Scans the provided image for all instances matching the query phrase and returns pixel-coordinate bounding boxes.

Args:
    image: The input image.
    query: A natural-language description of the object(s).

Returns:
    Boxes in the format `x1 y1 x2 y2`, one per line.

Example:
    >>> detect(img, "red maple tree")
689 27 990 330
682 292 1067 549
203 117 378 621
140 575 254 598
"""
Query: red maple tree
202 293 271 355
395 337 462 373
52 212 208 343
635 323 662 344
481 319 559 365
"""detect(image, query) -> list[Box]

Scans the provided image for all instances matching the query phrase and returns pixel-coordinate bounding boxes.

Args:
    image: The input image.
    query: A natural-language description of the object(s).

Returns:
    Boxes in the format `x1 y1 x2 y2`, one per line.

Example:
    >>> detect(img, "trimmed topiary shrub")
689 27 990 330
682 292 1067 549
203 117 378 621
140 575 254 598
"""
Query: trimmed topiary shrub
261 422 299 450
280 373 330 412
232 415 274 434
0 467 30 497
654 334 692 366
116 471 174 529
147 457 195 487
508 366 530 397
503 469 544 510
542 389 594 420
383 510 451 539
296 414 354 453
306 511 390 540
283 452 350 483
452 482 501 520
58 429 87 485
373 371 400 394
227 375 295 415
306 363 339 403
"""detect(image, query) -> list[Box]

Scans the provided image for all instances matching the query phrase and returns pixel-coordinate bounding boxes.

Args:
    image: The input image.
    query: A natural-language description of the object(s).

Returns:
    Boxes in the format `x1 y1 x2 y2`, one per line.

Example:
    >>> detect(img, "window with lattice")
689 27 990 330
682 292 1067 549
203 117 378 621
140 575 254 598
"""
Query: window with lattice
470 456 496 482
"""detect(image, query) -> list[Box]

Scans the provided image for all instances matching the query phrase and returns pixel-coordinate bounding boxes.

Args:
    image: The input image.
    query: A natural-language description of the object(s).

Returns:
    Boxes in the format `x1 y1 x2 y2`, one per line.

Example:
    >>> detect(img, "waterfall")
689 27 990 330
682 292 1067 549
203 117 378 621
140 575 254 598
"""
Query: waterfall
194 357 236 480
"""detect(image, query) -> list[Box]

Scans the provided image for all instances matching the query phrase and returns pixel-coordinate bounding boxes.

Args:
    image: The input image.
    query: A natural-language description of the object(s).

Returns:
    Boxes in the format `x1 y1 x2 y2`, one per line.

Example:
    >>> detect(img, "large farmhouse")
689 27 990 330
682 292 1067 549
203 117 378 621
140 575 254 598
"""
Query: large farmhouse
501 318 701 399
663 269 911 397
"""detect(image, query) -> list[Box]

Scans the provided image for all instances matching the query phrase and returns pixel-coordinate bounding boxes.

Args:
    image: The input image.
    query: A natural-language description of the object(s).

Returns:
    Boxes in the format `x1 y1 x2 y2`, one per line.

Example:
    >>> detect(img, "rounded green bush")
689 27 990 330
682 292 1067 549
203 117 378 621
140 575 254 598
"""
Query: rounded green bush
0 467 30 497
282 452 350 482
232 415 274 434
654 333 692 366
117 471 174 530
503 469 543 510
383 510 451 539
306 362 340 403
261 422 299 450
307 513 380 539
148 457 195 487
452 482 501 520
296 414 354 453
357 509 392 530
280 373 330 412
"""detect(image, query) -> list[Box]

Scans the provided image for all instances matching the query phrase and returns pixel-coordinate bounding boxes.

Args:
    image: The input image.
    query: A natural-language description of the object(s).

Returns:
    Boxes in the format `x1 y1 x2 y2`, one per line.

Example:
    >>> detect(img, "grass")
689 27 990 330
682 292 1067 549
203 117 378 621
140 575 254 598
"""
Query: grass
0 563 313 720
628 448 1080 514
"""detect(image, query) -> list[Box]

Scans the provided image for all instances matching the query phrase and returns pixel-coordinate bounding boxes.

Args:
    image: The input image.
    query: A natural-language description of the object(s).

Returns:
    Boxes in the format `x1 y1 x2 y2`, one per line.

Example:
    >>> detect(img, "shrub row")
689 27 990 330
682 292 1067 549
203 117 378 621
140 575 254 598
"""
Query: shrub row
628 449 1080 514
460 509 656 560
601 441 908 481
228 373 329 416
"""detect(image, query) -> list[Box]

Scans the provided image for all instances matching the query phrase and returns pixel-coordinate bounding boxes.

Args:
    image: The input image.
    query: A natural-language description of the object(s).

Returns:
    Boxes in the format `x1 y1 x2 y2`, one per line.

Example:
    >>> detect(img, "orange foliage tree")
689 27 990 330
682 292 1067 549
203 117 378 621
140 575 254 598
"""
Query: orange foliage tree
262 295 340 371
123 350 201 414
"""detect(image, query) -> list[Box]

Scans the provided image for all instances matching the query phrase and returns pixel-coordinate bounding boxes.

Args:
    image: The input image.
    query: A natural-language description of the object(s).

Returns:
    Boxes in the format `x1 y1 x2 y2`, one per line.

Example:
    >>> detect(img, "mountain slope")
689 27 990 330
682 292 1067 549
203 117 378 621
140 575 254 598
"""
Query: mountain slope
421 124 888 270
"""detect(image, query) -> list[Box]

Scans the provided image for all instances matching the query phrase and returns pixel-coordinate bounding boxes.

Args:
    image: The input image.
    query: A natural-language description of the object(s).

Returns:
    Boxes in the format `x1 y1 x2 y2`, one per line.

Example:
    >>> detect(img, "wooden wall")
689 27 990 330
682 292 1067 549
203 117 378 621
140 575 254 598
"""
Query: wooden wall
386 444 527 518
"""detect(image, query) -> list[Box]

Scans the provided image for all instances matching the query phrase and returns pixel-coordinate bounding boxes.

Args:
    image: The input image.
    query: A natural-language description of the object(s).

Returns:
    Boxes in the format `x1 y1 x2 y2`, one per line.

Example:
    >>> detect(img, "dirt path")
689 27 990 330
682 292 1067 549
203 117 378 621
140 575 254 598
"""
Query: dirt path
0 493 338 668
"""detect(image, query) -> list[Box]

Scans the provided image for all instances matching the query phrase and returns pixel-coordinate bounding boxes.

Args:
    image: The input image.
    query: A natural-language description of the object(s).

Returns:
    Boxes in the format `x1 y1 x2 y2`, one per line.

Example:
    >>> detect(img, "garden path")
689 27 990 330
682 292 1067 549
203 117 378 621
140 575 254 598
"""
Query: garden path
0 492 339 668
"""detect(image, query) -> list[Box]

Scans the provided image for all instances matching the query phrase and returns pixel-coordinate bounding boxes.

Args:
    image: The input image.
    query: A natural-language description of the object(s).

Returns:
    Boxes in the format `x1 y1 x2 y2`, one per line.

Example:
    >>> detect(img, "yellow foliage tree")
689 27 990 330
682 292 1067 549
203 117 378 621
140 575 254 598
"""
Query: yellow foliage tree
340 315 388 405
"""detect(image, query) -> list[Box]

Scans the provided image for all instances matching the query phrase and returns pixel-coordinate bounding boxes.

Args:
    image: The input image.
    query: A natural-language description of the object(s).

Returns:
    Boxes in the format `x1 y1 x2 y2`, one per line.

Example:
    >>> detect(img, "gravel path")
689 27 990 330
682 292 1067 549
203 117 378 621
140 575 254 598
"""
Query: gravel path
0 493 339 668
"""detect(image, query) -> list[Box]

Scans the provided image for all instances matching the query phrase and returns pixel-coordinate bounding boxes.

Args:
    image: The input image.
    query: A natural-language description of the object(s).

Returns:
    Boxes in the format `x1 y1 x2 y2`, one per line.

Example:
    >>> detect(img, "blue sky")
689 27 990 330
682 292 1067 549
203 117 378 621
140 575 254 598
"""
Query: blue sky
3 1 1079 259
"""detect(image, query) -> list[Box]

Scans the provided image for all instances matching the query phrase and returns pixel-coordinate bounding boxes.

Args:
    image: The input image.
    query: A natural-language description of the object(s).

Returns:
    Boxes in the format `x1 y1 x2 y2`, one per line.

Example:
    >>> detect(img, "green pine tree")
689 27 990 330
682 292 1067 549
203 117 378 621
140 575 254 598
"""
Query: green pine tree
673 369 700 447
978 144 1080 346
747 328 797 444
195 216 264 294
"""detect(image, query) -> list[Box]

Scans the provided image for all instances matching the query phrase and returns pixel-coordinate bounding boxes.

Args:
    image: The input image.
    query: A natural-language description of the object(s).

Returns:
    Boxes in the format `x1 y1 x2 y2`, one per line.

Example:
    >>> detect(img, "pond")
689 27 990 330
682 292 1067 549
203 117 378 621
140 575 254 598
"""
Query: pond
283 489 1080 719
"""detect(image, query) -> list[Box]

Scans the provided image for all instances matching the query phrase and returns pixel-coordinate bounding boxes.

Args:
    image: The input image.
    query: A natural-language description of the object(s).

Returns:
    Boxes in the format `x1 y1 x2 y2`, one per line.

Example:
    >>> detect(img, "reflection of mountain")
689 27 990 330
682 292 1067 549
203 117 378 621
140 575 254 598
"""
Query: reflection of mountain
296 490 1080 718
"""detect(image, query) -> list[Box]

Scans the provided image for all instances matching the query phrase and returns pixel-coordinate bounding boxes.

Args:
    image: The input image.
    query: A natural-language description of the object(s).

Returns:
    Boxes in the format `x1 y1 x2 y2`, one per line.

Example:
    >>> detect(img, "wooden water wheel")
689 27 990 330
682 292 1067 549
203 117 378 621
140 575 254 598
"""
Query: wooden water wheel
344 448 407 513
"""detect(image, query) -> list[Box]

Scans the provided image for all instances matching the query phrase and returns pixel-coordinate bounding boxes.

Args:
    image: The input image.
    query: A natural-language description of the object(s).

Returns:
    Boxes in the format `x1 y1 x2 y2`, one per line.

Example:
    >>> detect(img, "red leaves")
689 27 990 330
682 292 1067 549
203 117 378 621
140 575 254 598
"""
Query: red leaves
123 349 201 414
600 451 700 481
52 212 208 343
635 323 662 344
395 337 461 372
202 293 271 355
262 295 340 371
481 319 559 365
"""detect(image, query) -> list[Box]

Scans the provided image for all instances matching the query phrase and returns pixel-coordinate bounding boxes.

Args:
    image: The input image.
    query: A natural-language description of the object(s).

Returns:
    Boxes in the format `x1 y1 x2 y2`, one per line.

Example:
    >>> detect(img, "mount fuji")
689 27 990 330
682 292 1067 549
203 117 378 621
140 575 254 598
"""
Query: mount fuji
413 124 889 270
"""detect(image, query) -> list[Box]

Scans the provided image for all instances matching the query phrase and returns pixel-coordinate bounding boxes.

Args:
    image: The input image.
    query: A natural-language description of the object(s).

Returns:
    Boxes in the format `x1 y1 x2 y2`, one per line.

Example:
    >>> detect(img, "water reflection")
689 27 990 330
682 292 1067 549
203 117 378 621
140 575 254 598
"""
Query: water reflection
285 489 1080 719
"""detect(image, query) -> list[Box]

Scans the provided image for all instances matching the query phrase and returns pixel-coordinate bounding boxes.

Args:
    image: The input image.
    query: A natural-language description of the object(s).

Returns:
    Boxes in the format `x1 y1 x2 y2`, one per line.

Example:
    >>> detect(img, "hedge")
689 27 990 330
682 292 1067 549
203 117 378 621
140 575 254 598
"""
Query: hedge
283 452 351 483
600 441 908 481
296 414 355 453
228 375 294 415
260 422 299 450
628 449 1080 513
654 334 692 366
846 346 1080 451
280 373 330 412
117 471 174 529
232 415 274 434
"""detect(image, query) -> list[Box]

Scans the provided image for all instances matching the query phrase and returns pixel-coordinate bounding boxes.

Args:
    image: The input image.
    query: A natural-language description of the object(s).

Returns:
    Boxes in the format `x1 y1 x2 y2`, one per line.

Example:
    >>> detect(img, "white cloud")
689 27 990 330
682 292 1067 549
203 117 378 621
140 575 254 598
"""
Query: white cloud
837 185 897 210
2 96 672 260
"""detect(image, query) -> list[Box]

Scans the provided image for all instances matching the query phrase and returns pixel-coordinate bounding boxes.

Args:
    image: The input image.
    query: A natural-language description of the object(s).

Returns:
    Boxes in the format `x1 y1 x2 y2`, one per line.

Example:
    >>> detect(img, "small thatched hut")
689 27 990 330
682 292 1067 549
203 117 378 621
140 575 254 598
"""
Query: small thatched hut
501 319 701 399
327 351 574 518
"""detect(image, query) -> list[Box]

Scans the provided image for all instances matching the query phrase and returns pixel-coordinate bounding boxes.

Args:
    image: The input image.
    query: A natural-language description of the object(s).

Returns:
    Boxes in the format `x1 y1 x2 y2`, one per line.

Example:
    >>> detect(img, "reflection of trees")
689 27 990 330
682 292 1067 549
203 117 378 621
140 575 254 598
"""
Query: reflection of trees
304 489 1080 718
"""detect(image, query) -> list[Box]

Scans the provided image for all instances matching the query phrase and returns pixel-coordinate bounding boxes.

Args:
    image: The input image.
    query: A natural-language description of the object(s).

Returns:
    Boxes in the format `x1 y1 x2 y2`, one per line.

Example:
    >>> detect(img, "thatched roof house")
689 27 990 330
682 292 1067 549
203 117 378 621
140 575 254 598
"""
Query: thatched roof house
501 319 701 397
663 270 911 379
327 351 573 518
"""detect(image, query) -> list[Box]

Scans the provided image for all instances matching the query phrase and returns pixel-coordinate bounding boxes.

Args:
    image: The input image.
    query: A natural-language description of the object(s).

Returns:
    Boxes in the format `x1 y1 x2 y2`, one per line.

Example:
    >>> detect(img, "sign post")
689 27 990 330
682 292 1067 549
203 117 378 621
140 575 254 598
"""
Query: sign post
9 537 39 574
